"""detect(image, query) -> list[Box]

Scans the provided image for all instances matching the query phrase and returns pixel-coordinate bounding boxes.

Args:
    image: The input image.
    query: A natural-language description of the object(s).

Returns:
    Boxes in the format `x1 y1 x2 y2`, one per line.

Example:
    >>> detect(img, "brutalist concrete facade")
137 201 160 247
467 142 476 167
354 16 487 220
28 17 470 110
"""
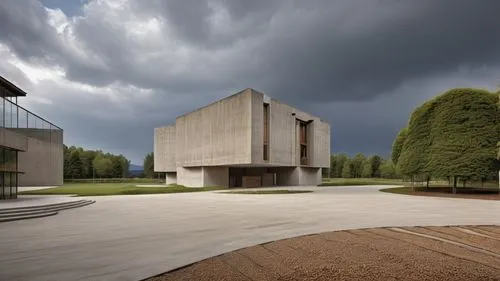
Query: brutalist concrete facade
154 89 330 188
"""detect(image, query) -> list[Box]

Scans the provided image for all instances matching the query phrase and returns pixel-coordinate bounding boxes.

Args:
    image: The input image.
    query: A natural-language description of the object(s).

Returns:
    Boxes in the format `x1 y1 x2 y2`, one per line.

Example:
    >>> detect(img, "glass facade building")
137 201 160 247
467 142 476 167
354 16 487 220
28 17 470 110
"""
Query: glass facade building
0 76 62 199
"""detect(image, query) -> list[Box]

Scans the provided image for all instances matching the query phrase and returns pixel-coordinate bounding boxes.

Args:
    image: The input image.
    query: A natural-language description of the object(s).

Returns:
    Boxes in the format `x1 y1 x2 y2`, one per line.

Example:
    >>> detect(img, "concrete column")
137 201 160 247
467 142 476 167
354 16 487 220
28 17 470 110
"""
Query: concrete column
165 172 177 185
177 166 229 188
176 167 203 187
203 166 229 187
298 167 321 186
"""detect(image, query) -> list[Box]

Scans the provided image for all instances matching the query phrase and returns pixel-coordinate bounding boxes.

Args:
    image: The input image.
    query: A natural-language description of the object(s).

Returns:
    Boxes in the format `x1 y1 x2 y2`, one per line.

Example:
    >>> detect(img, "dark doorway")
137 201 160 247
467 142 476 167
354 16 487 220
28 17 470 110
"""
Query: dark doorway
228 167 277 188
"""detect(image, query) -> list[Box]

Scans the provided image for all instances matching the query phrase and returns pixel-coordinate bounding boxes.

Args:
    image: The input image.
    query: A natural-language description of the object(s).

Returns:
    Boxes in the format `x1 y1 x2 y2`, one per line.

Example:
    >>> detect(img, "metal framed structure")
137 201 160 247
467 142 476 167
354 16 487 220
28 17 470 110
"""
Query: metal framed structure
0 76 62 199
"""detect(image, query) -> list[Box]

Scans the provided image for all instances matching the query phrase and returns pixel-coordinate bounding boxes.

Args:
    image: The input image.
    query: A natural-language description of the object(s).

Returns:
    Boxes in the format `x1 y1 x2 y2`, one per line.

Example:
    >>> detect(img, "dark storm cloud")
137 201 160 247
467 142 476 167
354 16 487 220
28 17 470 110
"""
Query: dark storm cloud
1 0 500 163
256 0 500 103
3 0 500 101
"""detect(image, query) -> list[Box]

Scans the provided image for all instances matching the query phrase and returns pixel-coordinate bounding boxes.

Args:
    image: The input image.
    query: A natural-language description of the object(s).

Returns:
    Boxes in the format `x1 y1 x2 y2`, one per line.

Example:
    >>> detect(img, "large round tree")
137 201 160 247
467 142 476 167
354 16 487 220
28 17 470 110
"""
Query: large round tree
396 88 500 192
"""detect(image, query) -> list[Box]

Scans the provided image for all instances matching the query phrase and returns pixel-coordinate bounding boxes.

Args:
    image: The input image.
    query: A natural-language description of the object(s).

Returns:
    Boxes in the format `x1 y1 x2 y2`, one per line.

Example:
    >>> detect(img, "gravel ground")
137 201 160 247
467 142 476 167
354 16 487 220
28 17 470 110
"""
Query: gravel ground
147 226 500 281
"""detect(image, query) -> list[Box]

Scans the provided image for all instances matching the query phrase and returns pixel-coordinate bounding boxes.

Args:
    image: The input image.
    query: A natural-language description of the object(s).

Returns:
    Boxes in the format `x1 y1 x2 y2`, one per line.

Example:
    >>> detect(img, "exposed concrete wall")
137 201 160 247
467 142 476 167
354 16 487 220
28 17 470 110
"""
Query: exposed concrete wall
298 167 321 186
15 129 63 186
175 90 253 167
176 166 229 187
177 167 203 187
165 172 177 185
251 90 264 163
154 125 176 172
156 88 330 188
203 166 229 187
250 91 330 168
310 120 330 168
276 167 299 186
274 167 321 186
0 128 27 151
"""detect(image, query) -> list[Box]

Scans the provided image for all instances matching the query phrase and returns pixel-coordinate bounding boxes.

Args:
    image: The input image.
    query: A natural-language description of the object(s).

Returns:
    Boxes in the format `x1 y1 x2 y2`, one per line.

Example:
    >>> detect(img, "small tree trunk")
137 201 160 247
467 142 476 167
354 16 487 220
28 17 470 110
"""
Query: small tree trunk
453 177 457 194
426 176 430 189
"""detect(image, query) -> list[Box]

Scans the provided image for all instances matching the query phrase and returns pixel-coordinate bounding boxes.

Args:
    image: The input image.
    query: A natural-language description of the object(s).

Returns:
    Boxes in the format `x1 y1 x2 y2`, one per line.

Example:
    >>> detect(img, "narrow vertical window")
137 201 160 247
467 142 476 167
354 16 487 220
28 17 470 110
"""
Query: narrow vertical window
299 121 308 165
263 103 269 161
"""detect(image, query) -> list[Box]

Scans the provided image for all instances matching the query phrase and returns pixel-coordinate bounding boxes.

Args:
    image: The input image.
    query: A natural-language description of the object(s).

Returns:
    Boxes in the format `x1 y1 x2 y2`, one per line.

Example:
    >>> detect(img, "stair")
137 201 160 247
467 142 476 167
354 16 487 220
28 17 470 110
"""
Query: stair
0 200 95 223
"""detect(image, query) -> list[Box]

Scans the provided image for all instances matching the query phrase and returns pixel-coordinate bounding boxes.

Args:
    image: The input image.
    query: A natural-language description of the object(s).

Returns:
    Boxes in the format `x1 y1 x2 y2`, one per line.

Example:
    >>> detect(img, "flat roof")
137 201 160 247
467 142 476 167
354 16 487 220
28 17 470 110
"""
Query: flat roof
0 75 28 97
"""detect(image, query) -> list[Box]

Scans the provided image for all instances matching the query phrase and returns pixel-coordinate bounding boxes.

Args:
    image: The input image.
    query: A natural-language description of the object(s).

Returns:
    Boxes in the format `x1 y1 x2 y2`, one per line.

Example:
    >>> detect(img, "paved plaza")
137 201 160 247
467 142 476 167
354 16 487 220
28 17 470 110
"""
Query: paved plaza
0 186 499 281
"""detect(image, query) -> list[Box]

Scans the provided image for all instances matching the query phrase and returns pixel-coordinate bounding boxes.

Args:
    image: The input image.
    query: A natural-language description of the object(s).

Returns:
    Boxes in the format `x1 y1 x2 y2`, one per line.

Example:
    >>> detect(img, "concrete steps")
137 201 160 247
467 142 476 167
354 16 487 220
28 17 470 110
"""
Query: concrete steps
0 199 95 223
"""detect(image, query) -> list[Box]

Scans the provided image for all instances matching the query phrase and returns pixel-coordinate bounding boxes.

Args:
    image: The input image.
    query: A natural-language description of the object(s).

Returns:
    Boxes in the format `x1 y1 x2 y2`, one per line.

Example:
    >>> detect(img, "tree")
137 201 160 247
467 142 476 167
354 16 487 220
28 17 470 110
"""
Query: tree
397 88 500 192
426 89 499 191
361 161 372 178
380 160 397 179
391 128 408 165
143 152 154 178
67 150 83 179
80 150 97 178
397 98 437 183
93 154 113 178
341 160 352 178
330 154 348 178
332 154 348 178
329 155 336 178
63 146 131 179
351 153 366 178
369 154 383 177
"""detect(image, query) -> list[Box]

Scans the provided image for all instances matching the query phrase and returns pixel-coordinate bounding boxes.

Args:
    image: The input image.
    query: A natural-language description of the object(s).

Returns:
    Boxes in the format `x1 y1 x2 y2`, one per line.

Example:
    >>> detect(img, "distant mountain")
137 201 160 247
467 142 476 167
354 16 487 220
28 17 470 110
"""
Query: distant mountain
129 164 144 171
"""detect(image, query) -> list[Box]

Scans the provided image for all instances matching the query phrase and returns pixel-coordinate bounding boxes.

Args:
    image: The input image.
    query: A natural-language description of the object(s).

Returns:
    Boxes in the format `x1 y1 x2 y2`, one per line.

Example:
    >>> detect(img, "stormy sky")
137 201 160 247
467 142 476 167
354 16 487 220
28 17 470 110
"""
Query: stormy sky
1 0 499 165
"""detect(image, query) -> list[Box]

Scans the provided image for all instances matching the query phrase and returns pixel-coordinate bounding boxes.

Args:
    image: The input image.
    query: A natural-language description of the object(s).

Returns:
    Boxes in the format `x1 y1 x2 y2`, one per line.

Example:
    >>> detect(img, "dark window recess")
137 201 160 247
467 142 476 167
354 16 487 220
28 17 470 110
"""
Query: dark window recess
299 121 308 165
263 103 270 161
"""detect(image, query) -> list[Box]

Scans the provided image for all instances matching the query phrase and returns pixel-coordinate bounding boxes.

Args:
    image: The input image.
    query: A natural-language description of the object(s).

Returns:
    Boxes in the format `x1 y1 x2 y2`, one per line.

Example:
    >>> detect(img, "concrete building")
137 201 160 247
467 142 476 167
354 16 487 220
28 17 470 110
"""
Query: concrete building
154 89 330 188
0 76 63 199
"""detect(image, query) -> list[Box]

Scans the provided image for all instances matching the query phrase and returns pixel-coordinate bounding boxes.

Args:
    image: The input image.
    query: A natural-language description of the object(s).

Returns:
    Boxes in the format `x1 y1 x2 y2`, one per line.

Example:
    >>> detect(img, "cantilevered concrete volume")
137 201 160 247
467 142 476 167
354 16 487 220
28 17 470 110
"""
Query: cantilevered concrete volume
154 88 330 188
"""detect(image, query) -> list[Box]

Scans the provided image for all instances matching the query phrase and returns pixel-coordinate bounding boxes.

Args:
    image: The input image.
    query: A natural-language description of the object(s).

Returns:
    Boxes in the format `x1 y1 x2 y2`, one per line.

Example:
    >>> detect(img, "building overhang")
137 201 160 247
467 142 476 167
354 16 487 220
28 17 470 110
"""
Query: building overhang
0 76 28 97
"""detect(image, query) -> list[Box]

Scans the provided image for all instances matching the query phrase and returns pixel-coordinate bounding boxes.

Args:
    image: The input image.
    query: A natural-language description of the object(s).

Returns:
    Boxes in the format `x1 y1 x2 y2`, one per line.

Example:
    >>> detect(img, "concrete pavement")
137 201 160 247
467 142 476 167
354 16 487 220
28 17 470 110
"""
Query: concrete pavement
0 185 499 281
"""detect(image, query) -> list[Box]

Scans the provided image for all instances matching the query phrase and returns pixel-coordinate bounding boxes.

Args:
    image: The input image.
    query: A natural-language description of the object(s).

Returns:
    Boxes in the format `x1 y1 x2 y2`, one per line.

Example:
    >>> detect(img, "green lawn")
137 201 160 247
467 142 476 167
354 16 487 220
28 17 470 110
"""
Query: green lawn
320 178 403 186
222 190 313 195
19 183 225 196
64 178 165 184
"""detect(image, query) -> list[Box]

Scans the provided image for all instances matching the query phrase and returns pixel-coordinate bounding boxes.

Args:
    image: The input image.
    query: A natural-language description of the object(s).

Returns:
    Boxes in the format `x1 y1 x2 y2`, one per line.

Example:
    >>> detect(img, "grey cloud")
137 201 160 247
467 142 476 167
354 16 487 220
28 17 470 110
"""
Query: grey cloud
0 0 61 59
2 0 500 163
3 0 500 102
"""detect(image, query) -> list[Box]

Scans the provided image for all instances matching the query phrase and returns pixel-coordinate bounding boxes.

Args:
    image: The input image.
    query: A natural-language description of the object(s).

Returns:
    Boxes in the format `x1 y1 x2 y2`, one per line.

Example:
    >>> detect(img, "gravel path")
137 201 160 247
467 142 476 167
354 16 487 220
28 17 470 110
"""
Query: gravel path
148 226 500 281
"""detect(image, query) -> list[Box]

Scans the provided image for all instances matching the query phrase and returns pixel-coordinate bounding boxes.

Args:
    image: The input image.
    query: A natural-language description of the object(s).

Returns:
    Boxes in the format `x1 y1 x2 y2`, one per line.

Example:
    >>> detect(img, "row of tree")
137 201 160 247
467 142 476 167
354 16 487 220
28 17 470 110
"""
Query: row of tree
64 145 130 179
391 88 500 191
329 153 398 179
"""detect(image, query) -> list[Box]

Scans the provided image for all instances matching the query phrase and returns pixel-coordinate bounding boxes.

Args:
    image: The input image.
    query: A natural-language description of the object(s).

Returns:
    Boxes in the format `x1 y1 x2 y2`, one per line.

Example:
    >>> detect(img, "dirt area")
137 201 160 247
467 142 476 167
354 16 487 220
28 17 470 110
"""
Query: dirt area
409 191 500 200
409 187 500 201
147 226 500 281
